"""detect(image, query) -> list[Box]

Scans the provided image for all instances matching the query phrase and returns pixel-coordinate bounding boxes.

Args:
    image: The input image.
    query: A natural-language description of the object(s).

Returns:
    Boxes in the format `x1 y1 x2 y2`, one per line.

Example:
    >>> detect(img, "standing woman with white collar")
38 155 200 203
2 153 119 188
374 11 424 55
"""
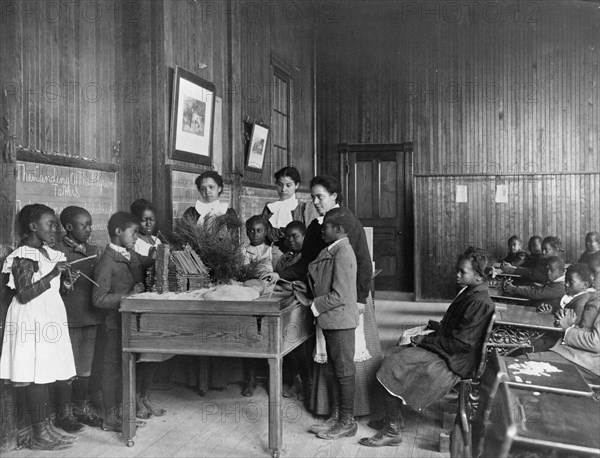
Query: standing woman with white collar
279 175 383 420
183 171 236 224
262 166 318 250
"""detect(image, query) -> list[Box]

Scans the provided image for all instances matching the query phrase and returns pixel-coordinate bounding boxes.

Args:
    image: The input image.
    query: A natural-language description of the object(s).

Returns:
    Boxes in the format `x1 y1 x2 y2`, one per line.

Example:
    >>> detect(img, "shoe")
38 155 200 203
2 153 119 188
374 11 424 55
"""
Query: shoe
102 407 123 432
74 401 104 428
31 420 73 451
46 419 78 442
359 415 404 447
141 394 166 417
242 368 256 397
317 413 357 440
282 383 295 398
309 406 340 434
367 415 406 431
55 404 85 433
136 394 152 419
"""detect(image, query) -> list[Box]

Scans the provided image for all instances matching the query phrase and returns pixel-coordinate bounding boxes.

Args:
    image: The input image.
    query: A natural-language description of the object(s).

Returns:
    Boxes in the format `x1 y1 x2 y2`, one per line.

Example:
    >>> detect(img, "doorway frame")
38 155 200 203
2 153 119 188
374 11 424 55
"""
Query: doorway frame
338 142 414 293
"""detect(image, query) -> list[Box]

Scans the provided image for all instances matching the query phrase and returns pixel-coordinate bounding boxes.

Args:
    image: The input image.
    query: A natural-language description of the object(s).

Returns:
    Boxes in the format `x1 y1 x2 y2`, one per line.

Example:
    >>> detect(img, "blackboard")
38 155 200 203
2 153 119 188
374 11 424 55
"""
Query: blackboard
170 168 232 227
15 160 117 244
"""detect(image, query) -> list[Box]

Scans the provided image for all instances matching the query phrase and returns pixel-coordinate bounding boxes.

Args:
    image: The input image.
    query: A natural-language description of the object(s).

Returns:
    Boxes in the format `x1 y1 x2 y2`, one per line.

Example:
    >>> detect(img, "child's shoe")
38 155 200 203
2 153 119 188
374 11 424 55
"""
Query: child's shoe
46 419 79 442
55 403 85 433
74 400 104 428
309 406 339 434
102 407 123 432
241 367 256 397
317 413 357 440
31 420 73 450
136 394 152 419
141 394 166 417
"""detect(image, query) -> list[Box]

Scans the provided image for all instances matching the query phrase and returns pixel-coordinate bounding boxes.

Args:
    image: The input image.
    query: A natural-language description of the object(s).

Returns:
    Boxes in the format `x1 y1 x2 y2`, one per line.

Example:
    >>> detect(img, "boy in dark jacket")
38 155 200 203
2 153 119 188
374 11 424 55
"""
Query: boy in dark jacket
93 212 148 432
55 206 103 430
294 208 359 440
504 256 565 312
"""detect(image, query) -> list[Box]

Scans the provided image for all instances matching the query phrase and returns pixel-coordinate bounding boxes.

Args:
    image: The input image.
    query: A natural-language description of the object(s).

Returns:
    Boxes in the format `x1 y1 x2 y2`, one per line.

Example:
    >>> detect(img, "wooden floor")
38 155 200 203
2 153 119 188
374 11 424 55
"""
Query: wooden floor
4 295 451 458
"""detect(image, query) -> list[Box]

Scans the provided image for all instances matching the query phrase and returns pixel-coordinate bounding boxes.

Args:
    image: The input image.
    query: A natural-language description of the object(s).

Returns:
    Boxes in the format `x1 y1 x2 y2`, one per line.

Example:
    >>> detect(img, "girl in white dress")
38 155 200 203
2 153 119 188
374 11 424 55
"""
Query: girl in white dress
1 204 78 450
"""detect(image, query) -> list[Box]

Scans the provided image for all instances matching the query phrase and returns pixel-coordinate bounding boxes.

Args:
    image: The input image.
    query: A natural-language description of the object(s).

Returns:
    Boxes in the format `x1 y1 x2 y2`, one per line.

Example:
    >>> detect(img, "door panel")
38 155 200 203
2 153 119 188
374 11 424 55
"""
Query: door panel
340 144 414 292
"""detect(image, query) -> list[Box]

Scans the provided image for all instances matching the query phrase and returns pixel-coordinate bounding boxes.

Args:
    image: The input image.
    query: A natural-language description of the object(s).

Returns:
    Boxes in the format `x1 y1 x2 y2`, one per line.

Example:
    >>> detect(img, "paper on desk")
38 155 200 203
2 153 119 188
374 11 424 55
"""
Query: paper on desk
397 325 435 346
508 361 563 378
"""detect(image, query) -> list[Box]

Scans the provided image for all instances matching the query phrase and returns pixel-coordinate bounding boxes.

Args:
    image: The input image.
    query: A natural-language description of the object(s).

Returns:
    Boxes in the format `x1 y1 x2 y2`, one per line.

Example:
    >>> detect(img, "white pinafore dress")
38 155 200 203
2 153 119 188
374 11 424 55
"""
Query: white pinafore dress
0 246 76 383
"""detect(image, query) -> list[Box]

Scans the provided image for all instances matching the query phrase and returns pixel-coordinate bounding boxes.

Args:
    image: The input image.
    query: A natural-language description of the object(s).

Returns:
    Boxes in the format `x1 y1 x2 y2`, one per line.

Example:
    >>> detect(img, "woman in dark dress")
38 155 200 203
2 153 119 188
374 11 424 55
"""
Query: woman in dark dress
261 166 318 398
359 247 495 447
279 175 382 424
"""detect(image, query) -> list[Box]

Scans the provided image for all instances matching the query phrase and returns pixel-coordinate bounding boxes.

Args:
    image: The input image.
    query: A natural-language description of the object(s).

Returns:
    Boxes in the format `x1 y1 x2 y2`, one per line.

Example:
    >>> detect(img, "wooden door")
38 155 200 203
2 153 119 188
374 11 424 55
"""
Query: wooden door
339 143 414 291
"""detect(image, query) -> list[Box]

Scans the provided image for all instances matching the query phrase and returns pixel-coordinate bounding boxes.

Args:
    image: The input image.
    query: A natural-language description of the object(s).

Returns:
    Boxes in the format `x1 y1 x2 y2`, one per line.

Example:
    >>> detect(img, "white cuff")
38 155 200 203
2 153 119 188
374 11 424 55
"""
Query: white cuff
310 302 320 317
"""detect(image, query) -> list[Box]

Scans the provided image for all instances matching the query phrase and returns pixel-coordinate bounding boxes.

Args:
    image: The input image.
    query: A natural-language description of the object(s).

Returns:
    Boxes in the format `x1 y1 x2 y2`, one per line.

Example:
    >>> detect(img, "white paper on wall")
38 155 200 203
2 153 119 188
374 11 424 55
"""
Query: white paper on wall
456 185 468 203
495 184 508 203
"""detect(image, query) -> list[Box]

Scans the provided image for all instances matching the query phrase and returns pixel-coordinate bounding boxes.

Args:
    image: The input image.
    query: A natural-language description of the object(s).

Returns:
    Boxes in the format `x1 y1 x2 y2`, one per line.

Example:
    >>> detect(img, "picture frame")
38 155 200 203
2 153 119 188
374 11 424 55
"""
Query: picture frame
169 66 216 165
245 123 270 172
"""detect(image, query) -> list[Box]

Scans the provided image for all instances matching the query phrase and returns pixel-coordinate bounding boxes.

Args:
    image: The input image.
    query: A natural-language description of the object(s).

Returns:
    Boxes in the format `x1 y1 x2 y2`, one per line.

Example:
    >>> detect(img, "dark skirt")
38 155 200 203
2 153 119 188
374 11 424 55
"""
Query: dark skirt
376 346 460 411
309 296 383 416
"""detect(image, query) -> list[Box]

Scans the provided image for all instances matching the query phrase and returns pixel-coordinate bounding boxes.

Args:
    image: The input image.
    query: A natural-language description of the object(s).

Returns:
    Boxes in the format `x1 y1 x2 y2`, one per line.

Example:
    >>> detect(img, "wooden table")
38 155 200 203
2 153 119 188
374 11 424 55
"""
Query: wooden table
490 303 563 354
487 382 600 457
120 291 314 457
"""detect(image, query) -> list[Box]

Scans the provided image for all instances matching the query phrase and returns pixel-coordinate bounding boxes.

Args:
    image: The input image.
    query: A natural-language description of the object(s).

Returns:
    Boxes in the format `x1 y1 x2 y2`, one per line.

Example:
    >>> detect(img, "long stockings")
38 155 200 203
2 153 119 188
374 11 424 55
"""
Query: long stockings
25 384 50 424
136 363 157 396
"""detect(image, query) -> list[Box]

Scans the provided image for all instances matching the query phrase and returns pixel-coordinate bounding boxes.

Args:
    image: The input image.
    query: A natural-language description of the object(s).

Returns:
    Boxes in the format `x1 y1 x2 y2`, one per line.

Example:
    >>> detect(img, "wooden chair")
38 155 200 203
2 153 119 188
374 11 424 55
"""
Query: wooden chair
450 312 497 458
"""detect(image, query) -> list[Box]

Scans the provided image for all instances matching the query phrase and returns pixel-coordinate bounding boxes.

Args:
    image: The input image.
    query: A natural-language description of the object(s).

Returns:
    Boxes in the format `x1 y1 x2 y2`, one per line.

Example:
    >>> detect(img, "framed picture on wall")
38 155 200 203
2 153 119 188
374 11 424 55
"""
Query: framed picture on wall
245 123 269 172
169 66 216 165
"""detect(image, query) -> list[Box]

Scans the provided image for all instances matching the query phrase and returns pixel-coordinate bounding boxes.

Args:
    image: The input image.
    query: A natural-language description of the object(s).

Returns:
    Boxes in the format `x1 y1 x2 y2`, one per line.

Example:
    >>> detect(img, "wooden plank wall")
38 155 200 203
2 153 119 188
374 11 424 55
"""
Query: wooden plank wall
414 173 600 299
316 0 600 299
240 0 315 188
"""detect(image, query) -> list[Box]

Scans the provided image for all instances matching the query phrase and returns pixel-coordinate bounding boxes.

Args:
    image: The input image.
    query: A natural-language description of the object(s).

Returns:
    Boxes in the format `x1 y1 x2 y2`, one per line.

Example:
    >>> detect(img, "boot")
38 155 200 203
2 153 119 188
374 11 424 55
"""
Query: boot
141 393 166 417
359 416 404 447
136 394 152 419
74 400 104 428
309 405 340 434
282 383 295 398
55 403 85 433
317 412 357 440
367 414 406 431
241 367 256 397
30 420 73 451
46 419 79 442
102 406 123 432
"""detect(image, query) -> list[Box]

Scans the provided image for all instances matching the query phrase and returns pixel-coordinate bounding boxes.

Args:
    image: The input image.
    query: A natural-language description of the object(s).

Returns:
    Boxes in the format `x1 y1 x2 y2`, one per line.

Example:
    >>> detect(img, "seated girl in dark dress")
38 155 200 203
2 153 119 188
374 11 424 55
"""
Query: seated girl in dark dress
359 247 495 448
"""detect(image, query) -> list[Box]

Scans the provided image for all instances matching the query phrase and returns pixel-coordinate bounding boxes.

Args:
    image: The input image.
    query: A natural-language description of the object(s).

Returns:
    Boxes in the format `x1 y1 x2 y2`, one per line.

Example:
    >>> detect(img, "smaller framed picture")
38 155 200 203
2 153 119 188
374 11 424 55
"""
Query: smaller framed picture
169 66 216 165
245 123 270 172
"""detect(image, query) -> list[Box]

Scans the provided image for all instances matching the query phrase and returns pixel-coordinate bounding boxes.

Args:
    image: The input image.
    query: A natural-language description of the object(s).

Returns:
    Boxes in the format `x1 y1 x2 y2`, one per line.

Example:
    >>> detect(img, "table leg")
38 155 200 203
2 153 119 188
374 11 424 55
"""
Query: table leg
122 352 136 446
268 357 282 458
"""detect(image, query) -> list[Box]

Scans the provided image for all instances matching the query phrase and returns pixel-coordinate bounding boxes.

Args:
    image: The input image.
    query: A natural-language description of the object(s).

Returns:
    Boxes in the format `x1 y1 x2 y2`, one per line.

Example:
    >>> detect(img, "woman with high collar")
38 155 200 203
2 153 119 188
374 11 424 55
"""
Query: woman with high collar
262 166 318 250
279 175 382 423
183 171 236 224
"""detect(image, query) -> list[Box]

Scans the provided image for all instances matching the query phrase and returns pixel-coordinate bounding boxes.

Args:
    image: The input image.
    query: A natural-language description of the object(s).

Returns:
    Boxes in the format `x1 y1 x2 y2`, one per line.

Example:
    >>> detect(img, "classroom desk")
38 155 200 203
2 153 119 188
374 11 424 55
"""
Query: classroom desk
120 291 314 457
489 303 563 354
498 354 593 397
487 382 600 457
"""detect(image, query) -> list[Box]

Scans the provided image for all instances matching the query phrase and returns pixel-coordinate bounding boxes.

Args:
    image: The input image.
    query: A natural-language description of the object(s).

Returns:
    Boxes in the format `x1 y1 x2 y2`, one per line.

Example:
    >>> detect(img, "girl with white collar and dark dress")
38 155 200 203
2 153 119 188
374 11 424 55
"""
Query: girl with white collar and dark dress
183 171 236 224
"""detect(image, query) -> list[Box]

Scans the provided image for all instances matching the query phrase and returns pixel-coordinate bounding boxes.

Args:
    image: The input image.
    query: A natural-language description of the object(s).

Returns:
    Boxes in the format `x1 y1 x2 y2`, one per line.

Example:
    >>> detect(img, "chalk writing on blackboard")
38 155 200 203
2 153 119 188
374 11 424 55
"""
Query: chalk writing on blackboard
16 161 117 244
